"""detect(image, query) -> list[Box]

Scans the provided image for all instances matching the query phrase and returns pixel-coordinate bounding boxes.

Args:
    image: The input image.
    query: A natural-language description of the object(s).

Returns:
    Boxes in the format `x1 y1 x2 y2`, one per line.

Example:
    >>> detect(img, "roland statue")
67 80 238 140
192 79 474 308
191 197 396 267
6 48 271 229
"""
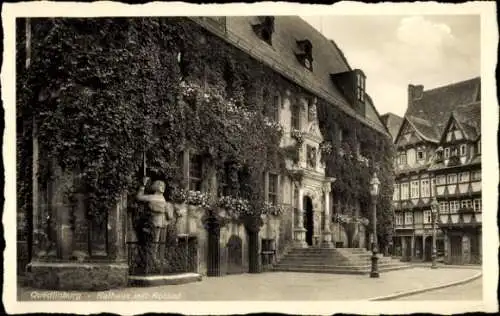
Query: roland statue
136 177 174 261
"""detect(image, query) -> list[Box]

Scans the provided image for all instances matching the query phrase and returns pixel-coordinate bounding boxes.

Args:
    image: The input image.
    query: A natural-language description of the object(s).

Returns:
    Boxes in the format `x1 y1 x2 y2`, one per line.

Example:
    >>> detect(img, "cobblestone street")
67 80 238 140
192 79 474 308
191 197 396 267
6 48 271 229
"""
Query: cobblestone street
18 267 481 301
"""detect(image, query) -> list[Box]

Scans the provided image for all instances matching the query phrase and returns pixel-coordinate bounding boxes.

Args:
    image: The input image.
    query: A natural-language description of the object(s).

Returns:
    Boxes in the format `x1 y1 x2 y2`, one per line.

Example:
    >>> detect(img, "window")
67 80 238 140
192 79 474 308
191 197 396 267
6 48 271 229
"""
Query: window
460 144 467 156
401 182 409 200
455 130 463 140
219 162 232 197
447 174 457 184
459 172 470 183
449 200 460 213
417 150 425 161
472 170 481 181
421 179 430 197
400 152 407 165
411 180 420 199
431 178 436 197
423 210 432 224
451 147 458 157
252 16 275 45
436 175 446 185
444 147 450 158
356 72 365 102
296 40 314 71
405 212 413 225
268 173 278 205
188 154 203 191
461 200 467 209
439 201 449 214
393 184 400 201
291 102 300 130
473 199 482 212
395 213 403 225
466 200 473 209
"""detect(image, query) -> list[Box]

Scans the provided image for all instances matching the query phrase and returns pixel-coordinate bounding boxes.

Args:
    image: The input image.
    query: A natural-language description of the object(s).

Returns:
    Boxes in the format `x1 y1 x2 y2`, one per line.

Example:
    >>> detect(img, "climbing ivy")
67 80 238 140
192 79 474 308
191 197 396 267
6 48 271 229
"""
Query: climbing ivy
17 17 394 236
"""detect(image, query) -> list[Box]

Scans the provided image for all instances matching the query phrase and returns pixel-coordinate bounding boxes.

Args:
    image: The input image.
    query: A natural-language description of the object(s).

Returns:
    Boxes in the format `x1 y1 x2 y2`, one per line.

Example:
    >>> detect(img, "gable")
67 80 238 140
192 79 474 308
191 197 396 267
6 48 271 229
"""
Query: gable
395 119 424 147
441 115 466 144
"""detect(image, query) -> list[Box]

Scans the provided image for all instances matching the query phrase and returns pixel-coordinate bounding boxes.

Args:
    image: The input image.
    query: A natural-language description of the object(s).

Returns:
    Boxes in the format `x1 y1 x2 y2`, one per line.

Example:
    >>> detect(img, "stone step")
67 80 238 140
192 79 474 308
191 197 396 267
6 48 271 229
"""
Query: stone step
274 262 411 270
277 261 397 267
273 264 413 275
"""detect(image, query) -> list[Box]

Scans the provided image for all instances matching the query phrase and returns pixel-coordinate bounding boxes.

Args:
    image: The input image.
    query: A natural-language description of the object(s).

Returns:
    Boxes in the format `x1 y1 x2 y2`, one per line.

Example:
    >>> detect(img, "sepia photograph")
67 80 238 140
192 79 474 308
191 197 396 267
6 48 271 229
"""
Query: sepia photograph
2 1 498 315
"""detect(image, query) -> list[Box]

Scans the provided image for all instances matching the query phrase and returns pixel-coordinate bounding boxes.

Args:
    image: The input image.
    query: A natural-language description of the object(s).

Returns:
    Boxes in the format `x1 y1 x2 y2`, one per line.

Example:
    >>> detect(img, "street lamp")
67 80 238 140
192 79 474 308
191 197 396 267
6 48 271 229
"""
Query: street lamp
430 196 439 269
369 172 380 278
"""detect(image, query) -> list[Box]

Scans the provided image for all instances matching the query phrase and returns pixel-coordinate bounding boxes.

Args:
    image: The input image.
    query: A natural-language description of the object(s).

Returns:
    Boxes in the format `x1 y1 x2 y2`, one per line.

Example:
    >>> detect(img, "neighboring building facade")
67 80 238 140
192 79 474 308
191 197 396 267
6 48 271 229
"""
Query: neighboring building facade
391 78 481 264
17 16 392 289
380 112 403 142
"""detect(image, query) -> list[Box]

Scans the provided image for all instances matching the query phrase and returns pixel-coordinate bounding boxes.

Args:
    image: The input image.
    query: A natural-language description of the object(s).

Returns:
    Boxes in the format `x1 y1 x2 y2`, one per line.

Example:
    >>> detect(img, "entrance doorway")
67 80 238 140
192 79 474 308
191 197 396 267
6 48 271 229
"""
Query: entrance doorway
303 196 314 246
449 235 463 264
424 236 432 261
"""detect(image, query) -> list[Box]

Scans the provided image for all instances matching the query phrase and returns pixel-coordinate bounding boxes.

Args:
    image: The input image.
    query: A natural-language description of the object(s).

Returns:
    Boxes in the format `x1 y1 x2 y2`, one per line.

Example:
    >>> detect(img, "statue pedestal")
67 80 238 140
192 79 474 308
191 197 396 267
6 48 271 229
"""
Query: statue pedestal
321 227 333 248
293 227 307 248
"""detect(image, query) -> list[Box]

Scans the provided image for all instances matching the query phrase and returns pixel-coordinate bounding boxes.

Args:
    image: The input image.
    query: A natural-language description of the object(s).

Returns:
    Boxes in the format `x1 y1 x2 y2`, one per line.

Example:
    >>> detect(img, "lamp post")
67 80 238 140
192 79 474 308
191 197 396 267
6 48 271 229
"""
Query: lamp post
430 196 439 269
369 172 380 278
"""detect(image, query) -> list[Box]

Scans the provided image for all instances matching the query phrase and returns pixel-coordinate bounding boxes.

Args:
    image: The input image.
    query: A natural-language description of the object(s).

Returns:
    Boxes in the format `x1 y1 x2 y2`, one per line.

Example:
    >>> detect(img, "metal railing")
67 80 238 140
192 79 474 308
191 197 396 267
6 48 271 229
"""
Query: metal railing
127 235 198 276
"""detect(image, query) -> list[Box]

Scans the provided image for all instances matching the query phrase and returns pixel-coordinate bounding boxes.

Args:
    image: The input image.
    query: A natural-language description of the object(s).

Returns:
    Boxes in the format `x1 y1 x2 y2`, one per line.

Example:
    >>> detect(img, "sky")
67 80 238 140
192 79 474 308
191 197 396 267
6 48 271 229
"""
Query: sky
301 15 480 117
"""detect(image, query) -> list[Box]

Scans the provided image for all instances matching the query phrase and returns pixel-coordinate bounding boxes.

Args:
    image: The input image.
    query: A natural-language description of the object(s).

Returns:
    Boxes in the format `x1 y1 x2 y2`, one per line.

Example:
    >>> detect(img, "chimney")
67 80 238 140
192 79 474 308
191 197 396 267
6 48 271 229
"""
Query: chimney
408 84 424 109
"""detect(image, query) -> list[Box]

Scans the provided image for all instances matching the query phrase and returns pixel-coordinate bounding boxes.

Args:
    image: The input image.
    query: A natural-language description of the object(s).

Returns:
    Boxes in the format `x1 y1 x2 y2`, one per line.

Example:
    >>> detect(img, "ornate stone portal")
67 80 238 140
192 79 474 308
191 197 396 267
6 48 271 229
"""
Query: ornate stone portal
284 96 336 248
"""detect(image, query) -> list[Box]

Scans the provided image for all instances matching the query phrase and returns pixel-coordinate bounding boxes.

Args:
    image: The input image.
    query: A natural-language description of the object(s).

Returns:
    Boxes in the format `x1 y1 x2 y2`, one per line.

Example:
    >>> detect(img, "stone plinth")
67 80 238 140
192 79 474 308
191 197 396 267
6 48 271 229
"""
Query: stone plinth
293 227 307 248
28 261 128 291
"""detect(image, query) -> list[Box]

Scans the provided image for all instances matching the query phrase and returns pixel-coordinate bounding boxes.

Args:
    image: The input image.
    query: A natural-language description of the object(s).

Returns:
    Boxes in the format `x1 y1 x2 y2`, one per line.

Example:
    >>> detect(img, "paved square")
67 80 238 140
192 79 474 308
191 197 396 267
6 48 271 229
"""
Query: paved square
18 267 481 301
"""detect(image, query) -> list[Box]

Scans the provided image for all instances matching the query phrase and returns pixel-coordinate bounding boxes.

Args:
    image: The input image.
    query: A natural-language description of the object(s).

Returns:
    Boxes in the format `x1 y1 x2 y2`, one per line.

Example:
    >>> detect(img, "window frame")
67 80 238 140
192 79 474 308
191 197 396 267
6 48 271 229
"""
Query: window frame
447 174 457 184
395 213 403 225
436 175 446 185
291 102 301 130
410 180 420 199
460 144 467 156
458 172 470 183
404 212 413 225
420 179 430 198
188 153 203 191
472 170 481 181
439 201 449 214
473 199 482 212
267 172 279 205
393 184 400 201
401 182 410 200
444 147 450 158
423 210 432 224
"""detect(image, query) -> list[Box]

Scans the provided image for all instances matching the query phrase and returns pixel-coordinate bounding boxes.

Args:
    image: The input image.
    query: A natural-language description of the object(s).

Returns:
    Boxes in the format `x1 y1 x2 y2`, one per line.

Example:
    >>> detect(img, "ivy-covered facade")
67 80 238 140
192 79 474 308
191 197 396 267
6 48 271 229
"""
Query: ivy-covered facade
17 16 394 289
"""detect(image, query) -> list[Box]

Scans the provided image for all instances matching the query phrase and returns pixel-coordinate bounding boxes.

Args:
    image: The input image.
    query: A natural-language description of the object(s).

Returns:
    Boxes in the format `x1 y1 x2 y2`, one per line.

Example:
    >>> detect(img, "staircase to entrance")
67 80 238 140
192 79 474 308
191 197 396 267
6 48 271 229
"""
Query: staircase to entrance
273 247 413 274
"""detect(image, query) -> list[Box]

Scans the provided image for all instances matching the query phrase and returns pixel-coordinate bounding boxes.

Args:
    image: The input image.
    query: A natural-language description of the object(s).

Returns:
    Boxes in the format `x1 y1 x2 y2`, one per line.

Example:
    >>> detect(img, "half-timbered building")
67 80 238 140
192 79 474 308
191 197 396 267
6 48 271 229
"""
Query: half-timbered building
391 77 481 264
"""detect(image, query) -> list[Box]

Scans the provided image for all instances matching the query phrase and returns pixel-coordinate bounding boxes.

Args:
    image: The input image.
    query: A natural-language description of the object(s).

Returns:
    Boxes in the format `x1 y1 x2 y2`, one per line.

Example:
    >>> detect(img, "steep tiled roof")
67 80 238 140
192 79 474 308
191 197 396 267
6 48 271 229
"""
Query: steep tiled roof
406 115 439 143
380 112 403 142
452 101 481 140
191 16 389 136
406 77 480 137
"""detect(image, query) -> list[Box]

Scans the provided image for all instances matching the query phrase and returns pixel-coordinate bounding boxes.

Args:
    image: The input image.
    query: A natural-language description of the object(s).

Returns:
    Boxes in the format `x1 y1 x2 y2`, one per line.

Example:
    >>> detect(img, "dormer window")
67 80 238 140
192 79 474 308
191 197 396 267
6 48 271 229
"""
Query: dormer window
295 39 313 71
356 71 365 102
252 16 275 45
